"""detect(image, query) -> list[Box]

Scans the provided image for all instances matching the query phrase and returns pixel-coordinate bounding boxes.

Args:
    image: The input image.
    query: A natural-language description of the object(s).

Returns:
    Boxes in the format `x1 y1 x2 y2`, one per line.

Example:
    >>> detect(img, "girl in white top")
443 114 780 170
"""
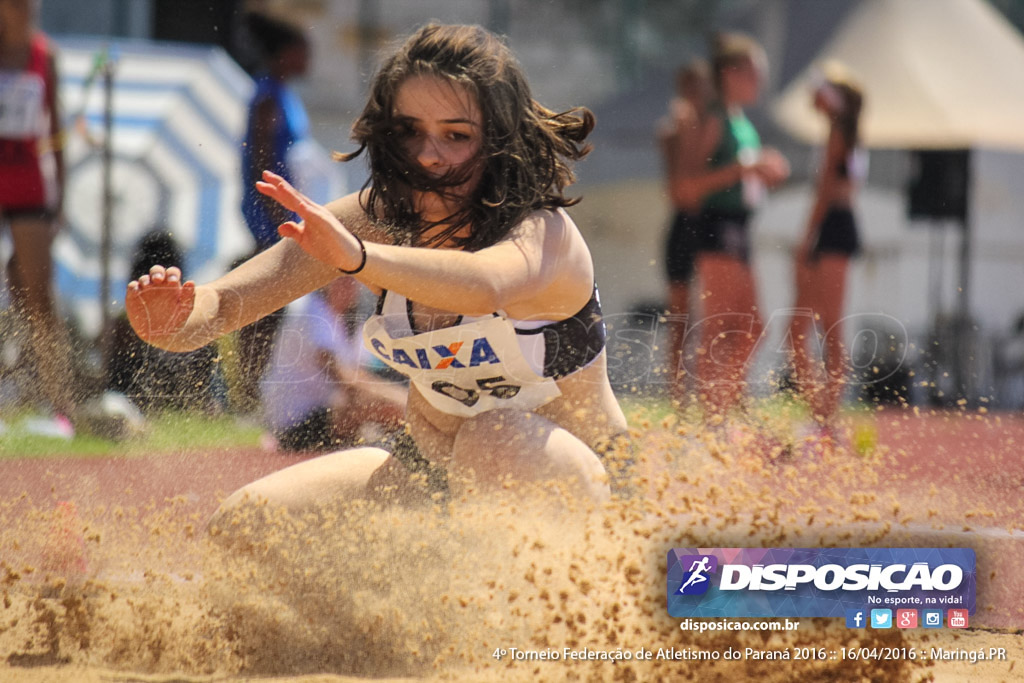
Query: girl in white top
126 24 629 520
260 276 406 451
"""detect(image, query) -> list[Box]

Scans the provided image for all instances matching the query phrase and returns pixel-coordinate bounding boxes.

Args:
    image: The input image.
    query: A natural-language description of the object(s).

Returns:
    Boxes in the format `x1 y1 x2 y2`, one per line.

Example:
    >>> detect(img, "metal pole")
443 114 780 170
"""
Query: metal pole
953 150 973 402
99 47 115 376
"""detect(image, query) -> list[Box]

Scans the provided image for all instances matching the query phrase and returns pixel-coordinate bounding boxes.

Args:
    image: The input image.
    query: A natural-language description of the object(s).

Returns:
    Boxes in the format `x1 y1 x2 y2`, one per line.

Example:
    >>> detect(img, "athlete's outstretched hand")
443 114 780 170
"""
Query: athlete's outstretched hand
256 170 364 272
126 265 196 346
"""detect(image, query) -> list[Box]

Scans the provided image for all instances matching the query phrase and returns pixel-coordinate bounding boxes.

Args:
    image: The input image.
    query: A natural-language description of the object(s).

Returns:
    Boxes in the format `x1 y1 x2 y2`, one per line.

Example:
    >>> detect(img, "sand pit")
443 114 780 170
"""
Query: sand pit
0 406 1021 682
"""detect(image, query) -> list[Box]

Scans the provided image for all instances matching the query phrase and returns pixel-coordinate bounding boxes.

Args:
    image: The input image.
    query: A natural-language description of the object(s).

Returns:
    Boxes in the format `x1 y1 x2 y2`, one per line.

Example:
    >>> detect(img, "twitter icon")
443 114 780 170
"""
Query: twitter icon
871 609 892 629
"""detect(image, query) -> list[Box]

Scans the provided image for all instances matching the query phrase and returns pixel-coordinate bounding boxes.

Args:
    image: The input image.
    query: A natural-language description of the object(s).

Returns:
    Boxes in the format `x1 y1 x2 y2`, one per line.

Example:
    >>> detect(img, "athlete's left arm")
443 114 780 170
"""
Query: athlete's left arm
360 209 594 319
258 171 594 319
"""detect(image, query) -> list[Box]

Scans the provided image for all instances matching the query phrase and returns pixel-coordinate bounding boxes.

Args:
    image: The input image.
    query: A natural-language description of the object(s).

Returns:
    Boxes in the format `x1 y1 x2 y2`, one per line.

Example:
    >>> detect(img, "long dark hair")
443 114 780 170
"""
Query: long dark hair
337 23 595 251
831 83 863 149
820 62 864 148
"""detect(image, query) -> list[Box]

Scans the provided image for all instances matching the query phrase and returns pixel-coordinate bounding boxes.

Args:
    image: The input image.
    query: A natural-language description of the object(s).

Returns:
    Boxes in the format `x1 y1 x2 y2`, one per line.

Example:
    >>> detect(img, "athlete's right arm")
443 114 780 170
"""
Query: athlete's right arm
127 192 378 352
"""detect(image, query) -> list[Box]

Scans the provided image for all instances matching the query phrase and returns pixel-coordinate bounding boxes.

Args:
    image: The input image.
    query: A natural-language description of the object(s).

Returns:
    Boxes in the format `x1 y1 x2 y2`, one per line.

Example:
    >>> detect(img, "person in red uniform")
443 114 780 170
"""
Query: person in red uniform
0 0 76 427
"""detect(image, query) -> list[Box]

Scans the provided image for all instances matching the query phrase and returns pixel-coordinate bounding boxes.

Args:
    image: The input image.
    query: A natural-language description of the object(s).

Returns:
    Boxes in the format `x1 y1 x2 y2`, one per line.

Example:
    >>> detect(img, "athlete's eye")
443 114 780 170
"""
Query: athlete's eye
391 121 417 138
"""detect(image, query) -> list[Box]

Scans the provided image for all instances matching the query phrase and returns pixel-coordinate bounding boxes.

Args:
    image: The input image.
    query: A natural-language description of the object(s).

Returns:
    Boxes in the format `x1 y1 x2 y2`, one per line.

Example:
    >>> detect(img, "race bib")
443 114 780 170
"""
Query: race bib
0 72 46 139
363 313 561 418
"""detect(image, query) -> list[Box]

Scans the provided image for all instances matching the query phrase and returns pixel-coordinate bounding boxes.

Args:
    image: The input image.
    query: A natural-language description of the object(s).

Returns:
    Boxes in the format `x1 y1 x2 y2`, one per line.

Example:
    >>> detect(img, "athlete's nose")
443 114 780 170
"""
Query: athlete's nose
415 135 444 170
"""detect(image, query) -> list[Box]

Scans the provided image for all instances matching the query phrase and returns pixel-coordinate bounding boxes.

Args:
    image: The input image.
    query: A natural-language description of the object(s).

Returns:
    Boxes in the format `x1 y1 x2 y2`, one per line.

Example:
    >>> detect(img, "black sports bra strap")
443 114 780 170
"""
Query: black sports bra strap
537 285 606 379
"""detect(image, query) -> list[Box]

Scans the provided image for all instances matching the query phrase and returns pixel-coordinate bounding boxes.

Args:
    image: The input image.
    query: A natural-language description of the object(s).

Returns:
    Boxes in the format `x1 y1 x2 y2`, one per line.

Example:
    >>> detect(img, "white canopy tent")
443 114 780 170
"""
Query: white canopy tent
770 0 1024 402
771 0 1024 151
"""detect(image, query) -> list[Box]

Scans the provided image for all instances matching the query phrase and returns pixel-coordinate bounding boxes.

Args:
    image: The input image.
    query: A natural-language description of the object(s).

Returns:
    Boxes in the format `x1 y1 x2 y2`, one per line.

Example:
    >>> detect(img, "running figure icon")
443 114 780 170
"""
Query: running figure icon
678 556 713 593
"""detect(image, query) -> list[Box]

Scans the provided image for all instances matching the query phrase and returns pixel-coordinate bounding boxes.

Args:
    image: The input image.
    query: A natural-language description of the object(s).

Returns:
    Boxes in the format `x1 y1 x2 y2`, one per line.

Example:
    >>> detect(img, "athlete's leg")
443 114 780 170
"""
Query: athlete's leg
788 256 822 398
694 254 762 419
450 409 611 503
666 281 690 404
7 214 76 417
811 255 851 423
207 447 394 546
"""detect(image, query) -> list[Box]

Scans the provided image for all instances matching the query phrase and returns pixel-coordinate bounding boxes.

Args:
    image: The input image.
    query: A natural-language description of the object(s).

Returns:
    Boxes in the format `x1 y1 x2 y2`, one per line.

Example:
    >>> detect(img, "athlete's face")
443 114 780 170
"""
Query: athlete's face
0 0 34 47
278 42 309 80
722 56 763 107
393 74 484 223
813 83 843 118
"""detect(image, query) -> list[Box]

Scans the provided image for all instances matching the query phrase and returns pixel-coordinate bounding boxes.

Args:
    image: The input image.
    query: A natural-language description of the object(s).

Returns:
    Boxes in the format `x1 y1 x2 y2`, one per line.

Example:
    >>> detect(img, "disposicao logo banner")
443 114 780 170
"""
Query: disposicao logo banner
667 548 976 618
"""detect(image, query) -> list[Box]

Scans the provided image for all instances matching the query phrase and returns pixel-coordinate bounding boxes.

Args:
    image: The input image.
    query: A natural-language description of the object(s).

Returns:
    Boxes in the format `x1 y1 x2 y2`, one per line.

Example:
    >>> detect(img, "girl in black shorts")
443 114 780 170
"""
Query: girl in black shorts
788 63 866 431
658 59 711 403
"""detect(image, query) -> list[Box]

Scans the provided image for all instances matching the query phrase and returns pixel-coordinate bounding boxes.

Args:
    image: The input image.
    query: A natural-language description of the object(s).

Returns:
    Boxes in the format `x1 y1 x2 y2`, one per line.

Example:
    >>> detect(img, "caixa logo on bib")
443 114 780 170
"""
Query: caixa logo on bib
667 548 976 619
369 337 501 370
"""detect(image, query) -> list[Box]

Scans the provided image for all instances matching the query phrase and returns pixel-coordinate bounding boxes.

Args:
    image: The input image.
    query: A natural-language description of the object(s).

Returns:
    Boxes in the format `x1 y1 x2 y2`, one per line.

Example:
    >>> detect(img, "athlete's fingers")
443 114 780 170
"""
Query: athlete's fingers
148 265 167 284
260 170 314 209
256 180 304 214
258 170 296 198
165 266 182 284
261 169 297 191
137 274 151 287
278 221 302 240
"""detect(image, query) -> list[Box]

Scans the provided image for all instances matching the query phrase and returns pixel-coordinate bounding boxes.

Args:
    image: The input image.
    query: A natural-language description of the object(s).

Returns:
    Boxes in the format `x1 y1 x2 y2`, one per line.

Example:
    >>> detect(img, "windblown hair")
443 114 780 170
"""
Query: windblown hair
336 23 595 250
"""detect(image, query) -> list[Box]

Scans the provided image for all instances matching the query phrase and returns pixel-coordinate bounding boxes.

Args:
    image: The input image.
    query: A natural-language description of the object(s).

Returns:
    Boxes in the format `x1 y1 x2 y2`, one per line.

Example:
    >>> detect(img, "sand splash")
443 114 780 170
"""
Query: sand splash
2 407 1014 681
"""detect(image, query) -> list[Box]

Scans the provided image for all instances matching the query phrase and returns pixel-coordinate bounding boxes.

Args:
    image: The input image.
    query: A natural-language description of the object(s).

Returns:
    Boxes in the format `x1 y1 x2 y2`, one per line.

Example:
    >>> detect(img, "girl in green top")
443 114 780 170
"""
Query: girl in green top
668 32 789 423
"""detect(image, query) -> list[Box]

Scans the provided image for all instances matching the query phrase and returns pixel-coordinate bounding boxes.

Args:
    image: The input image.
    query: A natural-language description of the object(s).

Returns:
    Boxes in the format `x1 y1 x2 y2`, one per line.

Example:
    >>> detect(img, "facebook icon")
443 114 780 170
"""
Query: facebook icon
845 609 866 628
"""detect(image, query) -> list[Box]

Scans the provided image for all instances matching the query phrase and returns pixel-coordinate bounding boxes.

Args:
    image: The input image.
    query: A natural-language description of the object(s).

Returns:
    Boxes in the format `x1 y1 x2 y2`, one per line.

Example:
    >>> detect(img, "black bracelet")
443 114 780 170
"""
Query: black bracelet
337 234 367 275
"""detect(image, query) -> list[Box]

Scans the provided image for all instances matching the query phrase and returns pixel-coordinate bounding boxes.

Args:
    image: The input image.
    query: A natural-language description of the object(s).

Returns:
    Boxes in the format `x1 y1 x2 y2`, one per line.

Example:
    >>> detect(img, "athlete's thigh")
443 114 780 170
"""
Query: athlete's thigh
811 255 849 321
699 255 755 314
698 255 761 342
451 409 610 501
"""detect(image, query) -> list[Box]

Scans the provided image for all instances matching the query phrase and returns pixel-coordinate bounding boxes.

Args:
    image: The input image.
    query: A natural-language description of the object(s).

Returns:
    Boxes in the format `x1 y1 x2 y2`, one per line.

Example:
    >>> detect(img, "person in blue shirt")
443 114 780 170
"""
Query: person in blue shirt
240 11 312 251
233 11 312 413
